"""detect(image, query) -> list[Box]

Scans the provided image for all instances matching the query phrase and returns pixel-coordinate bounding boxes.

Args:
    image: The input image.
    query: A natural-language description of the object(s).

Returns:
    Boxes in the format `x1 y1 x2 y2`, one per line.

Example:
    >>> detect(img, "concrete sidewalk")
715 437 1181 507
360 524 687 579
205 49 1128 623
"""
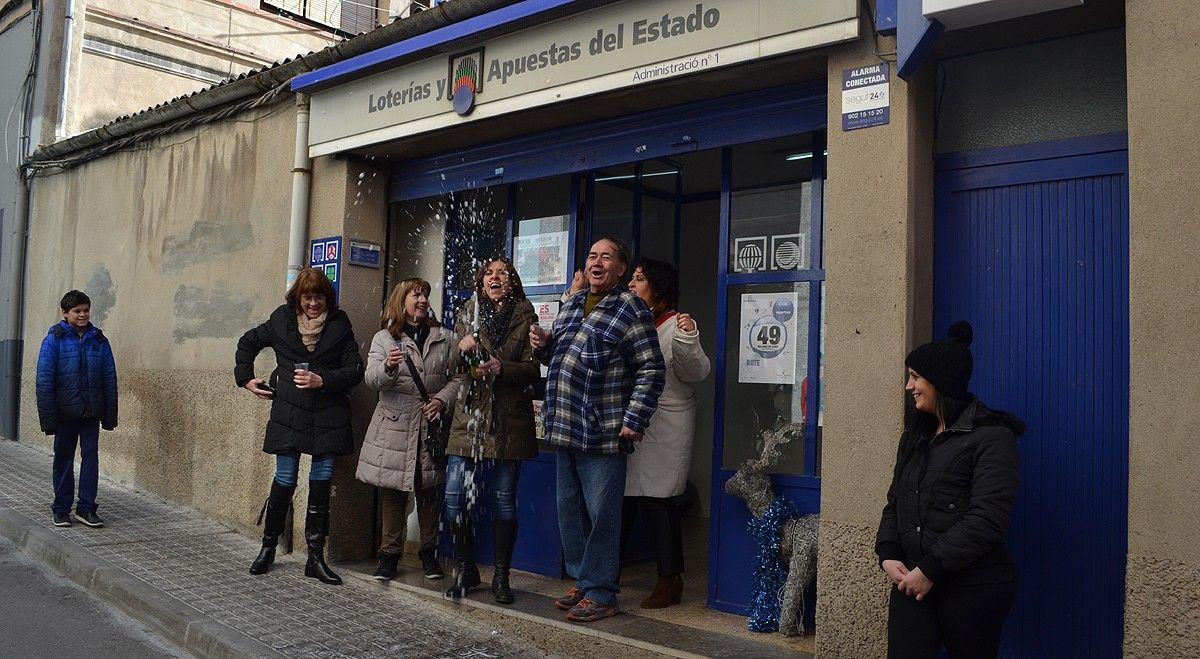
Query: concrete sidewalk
0 439 542 659
0 439 809 659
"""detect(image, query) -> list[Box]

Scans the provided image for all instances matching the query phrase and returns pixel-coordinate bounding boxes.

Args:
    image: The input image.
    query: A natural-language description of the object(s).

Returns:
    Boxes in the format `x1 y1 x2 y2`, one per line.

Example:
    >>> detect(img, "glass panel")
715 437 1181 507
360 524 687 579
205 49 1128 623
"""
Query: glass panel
513 176 573 289
391 195 448 321
721 282 811 475
446 186 507 291
590 164 636 255
639 159 680 263
729 135 815 274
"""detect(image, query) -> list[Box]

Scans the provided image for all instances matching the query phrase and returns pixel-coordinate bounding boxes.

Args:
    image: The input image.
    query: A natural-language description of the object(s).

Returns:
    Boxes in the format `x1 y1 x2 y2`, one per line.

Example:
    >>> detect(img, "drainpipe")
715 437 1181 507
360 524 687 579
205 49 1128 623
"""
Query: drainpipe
286 93 312 289
54 0 75 139
2 0 43 440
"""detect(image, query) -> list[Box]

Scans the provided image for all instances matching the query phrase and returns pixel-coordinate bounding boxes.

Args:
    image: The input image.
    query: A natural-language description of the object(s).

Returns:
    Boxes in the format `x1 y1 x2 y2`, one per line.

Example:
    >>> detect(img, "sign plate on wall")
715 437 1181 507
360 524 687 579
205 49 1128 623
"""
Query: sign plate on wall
308 0 858 156
841 62 890 130
347 239 382 268
309 235 342 300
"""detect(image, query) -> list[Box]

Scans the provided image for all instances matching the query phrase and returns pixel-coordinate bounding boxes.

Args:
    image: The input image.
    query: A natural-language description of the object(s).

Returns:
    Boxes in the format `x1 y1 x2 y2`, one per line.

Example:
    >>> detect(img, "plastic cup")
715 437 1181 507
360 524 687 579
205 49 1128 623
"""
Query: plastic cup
294 362 310 372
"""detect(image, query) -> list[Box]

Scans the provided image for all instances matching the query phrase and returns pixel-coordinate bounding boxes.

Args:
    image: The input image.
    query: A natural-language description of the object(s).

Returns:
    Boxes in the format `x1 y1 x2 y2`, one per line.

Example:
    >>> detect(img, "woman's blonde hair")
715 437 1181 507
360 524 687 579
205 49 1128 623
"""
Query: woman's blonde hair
381 277 438 336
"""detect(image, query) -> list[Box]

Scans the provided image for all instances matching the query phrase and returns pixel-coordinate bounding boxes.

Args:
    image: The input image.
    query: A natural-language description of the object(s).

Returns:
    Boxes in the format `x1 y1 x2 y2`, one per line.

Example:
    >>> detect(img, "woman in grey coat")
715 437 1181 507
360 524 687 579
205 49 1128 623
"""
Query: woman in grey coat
355 277 462 581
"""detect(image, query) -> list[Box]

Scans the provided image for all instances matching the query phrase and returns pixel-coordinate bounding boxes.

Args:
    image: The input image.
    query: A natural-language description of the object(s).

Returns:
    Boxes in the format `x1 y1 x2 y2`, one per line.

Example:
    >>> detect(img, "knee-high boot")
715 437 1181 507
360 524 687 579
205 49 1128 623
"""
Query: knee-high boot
641 498 684 608
445 520 480 599
250 480 295 575
303 480 342 585
492 519 517 604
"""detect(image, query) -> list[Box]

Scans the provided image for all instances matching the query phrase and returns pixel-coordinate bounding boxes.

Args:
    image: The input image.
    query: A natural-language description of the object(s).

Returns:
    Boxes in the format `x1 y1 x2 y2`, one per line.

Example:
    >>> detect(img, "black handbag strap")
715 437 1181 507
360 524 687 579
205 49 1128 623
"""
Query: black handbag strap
403 353 432 403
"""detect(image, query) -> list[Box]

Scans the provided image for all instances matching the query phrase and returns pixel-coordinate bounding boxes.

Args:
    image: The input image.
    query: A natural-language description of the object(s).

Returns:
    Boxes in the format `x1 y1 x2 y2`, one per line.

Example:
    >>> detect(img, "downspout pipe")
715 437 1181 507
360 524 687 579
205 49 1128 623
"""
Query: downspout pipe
287 93 312 289
2 0 43 440
54 0 75 139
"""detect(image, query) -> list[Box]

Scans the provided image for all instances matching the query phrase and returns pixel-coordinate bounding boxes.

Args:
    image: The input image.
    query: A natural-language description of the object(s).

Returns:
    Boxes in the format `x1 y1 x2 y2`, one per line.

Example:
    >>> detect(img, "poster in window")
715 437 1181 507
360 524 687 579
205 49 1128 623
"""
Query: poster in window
738 292 799 385
514 226 568 287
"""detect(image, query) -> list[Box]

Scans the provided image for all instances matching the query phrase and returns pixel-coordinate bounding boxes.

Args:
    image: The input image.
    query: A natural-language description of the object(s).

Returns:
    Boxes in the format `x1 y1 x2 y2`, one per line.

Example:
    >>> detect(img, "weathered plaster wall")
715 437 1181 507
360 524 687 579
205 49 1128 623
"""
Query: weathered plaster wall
1124 2 1200 655
816 35 935 657
21 101 299 541
306 151 390 561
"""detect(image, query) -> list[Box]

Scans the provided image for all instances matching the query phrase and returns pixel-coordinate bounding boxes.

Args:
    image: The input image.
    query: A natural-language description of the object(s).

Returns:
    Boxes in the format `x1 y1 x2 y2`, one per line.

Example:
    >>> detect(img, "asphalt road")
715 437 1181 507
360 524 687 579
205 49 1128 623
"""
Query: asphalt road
0 535 188 659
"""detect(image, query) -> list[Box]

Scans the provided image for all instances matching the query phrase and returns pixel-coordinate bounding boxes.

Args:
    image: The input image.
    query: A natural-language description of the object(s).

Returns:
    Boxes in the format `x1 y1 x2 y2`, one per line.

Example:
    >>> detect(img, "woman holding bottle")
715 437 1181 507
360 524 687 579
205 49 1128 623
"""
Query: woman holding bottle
443 258 540 603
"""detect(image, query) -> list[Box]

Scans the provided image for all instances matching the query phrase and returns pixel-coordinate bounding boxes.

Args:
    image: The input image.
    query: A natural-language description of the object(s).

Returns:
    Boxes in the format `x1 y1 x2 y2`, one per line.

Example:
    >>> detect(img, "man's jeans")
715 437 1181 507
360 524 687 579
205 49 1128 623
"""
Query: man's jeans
52 418 100 515
556 447 626 605
445 455 521 524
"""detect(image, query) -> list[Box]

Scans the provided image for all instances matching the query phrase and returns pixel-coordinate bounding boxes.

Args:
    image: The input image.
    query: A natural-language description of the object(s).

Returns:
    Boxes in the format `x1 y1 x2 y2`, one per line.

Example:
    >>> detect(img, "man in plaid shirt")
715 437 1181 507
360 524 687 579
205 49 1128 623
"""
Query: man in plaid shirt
530 238 665 622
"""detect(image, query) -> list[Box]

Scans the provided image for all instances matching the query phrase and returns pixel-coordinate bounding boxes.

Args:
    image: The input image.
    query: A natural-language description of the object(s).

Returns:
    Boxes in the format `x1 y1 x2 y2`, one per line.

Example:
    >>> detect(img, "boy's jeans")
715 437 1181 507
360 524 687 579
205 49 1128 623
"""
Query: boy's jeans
52 418 100 516
556 447 626 606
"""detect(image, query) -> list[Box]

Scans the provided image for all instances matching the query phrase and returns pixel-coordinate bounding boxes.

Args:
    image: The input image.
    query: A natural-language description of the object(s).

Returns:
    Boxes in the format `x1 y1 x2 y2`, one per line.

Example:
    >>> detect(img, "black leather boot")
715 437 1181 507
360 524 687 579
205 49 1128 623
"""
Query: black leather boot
303 480 342 585
250 480 295 575
491 519 517 604
445 521 479 599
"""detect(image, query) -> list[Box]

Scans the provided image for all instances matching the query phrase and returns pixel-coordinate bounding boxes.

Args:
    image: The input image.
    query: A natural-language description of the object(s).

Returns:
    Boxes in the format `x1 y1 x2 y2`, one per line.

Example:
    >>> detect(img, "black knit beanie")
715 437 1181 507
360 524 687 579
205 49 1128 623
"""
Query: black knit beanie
905 321 974 400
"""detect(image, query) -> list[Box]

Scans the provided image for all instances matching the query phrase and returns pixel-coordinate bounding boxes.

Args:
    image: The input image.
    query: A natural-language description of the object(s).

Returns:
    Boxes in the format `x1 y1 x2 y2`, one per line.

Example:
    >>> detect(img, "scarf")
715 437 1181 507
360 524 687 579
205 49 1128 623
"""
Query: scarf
403 323 429 352
297 312 326 352
479 296 515 349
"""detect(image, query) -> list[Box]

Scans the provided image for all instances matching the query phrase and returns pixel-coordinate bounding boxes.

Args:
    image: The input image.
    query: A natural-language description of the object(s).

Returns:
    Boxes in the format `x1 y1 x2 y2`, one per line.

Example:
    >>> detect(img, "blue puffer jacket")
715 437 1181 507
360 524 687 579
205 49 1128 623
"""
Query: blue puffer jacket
35 321 119 434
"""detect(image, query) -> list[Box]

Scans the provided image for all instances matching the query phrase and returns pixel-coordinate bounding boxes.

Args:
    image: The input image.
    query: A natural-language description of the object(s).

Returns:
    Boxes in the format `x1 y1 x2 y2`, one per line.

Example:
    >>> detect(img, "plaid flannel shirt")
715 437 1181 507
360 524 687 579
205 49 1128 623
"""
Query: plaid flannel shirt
535 287 665 454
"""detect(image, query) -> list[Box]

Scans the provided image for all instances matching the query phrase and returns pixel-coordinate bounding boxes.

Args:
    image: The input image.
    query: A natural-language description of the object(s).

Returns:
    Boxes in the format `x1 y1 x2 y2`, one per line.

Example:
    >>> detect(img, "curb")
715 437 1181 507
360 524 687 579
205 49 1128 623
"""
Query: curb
0 507 282 659
339 567 709 659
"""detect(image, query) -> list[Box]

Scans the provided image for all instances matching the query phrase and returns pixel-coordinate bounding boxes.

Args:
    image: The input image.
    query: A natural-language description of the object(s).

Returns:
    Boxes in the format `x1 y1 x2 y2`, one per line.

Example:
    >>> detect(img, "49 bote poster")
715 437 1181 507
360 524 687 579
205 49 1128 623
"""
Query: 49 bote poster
738 292 799 385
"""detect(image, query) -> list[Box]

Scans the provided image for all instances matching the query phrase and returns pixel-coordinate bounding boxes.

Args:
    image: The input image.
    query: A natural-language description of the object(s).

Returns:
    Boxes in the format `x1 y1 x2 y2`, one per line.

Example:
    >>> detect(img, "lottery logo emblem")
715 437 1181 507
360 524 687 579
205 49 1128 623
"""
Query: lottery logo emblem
734 237 767 272
772 298 795 322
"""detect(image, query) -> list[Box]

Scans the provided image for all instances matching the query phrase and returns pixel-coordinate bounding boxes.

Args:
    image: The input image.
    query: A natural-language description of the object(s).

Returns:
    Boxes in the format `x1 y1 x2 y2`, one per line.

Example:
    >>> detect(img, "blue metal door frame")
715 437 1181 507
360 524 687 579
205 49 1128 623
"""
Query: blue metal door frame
707 133 826 617
934 132 1129 657
387 83 829 600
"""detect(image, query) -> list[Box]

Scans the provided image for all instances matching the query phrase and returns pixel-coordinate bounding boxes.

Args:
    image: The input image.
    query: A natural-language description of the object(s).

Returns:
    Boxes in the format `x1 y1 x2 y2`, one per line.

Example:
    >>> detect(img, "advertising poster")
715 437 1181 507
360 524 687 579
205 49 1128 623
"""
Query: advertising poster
514 227 569 287
738 291 799 385
532 299 560 378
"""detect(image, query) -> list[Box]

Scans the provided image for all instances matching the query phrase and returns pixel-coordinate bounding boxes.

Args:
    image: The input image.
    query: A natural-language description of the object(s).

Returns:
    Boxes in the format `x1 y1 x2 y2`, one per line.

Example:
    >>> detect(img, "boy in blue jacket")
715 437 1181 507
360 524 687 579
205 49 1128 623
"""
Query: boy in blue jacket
36 290 118 528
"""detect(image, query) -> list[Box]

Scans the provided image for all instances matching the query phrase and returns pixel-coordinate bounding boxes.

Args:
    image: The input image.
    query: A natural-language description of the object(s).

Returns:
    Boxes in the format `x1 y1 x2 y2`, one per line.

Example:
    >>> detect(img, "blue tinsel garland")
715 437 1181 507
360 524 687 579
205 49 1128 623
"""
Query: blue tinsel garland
747 495 800 632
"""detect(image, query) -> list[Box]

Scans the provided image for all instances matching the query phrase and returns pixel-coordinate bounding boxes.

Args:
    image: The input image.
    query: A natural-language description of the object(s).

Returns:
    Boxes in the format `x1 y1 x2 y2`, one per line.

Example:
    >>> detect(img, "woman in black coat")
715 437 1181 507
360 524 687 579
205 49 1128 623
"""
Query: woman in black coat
235 268 363 585
876 321 1025 658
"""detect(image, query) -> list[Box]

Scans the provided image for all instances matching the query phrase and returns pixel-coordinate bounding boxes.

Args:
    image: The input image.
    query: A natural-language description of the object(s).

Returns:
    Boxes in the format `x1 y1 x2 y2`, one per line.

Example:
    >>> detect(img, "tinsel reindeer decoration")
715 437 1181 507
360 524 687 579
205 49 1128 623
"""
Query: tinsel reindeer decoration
724 423 819 635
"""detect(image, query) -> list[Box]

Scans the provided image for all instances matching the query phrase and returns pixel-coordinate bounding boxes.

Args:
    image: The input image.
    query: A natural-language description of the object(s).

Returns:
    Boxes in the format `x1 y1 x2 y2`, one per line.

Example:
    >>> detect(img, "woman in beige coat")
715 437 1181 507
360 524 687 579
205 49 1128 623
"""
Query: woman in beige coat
622 257 711 608
355 277 462 581
442 258 540 604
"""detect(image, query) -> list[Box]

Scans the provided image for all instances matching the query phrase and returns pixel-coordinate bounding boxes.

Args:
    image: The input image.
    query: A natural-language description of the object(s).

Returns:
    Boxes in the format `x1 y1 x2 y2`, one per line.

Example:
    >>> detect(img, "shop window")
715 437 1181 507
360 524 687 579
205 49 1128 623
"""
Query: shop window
639 161 681 264
590 164 637 255
721 282 813 474
729 135 815 274
512 176 573 292
719 134 824 476
445 186 507 294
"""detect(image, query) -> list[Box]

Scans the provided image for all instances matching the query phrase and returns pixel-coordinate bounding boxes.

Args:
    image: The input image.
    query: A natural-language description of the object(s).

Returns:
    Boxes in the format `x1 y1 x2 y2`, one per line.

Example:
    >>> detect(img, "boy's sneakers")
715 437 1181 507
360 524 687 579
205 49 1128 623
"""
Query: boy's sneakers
76 511 105 528
53 513 72 527
554 586 585 611
565 598 620 622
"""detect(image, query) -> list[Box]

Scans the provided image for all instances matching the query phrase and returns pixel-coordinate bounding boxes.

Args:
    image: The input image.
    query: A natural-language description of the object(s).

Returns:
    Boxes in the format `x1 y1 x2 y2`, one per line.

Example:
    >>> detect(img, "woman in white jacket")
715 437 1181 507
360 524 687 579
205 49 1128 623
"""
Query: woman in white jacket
622 257 711 608
355 277 462 582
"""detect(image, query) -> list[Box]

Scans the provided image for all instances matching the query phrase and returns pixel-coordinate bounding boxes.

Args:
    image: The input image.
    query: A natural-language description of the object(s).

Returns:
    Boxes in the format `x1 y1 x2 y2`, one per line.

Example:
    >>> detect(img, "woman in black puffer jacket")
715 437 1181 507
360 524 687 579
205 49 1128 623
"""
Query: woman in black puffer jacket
876 321 1025 659
235 268 363 585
